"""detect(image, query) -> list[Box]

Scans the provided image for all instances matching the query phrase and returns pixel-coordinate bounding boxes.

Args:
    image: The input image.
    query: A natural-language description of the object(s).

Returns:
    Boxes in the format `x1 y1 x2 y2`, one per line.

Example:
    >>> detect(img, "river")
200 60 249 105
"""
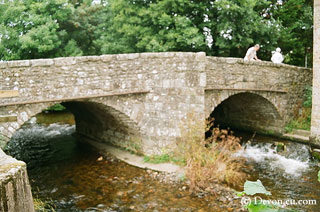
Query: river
4 112 320 212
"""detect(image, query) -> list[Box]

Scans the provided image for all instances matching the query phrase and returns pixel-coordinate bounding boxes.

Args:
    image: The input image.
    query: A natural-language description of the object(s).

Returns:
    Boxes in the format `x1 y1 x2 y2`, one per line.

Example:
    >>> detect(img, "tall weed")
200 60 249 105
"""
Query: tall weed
175 113 246 193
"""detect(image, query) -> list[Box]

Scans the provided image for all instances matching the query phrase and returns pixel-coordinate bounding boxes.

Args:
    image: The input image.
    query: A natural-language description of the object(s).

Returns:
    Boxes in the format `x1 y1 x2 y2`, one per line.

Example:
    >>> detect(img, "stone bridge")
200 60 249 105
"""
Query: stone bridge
0 52 312 155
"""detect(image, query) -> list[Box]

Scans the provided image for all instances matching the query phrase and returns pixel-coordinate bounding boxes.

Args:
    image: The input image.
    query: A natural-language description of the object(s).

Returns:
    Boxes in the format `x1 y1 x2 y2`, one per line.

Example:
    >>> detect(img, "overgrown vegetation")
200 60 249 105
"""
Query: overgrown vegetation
285 85 312 132
318 170 320 183
174 114 246 193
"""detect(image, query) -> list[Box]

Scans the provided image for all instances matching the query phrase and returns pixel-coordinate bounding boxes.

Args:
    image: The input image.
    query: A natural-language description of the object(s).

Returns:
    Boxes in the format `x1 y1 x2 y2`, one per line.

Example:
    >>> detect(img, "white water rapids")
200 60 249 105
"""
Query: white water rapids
236 142 311 177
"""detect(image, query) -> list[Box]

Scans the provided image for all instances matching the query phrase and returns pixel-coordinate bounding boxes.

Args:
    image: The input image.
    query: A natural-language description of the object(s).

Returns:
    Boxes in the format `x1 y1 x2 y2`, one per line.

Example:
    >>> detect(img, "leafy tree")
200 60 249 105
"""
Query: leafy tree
94 0 207 54
256 0 313 67
277 0 313 67
0 0 76 60
206 0 282 60
66 0 109 55
95 0 283 61
0 0 313 68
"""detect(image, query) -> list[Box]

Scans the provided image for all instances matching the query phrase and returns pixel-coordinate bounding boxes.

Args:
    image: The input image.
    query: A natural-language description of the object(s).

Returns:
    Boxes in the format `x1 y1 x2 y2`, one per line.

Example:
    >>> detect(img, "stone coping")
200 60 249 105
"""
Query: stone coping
0 148 26 182
207 56 311 71
0 52 311 71
0 52 206 68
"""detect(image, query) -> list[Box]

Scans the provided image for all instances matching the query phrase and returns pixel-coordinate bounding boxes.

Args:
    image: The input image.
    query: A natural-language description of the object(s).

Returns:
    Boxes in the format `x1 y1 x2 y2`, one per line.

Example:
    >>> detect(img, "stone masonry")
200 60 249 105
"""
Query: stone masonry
0 52 313 156
311 1 320 145
0 148 34 212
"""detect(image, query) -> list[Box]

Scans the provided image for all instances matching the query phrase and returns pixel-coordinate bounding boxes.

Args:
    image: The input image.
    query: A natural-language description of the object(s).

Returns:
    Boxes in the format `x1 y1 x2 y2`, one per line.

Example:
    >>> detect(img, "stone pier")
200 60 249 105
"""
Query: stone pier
0 149 34 212
311 1 320 145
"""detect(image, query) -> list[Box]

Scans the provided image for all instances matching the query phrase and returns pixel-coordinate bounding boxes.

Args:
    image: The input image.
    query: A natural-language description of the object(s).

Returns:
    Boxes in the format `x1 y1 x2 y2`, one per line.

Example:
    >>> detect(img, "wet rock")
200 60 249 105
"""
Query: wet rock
175 193 182 198
127 189 134 194
272 142 286 152
133 194 140 199
218 196 227 203
116 191 124 196
311 149 320 161
97 204 105 208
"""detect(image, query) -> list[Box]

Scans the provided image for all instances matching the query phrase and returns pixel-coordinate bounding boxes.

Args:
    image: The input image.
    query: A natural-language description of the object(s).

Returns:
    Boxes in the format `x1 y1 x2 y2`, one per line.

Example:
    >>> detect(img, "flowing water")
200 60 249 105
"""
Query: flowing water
235 133 320 211
5 112 320 212
6 113 239 212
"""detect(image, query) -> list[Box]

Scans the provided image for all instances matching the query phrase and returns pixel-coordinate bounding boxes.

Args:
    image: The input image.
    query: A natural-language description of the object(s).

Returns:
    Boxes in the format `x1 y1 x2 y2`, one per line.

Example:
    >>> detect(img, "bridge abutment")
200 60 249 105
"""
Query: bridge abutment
0 148 34 212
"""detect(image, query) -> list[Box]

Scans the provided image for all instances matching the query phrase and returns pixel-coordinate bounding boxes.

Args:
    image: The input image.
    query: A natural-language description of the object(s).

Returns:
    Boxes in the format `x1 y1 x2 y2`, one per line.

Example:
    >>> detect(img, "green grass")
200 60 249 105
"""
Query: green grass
285 118 310 133
143 153 171 164
143 152 185 165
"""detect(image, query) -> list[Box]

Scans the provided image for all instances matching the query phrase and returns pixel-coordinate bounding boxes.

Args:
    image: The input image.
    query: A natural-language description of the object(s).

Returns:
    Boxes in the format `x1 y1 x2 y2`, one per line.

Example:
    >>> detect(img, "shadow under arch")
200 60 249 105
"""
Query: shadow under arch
6 100 143 162
62 101 143 153
209 92 284 135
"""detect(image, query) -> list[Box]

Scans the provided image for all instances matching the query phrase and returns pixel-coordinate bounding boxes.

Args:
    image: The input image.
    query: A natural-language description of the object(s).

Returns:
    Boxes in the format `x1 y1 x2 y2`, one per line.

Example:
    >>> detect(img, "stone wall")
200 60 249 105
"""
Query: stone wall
311 1 320 145
0 148 34 212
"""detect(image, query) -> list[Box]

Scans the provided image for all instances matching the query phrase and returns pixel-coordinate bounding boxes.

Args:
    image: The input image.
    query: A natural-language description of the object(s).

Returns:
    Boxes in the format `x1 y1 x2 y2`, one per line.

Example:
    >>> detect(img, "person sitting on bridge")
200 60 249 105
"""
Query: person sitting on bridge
271 47 284 64
244 44 261 61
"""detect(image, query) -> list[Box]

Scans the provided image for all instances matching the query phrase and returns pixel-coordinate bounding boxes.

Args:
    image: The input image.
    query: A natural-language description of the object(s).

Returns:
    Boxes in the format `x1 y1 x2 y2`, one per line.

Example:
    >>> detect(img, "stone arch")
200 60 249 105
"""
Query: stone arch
1 100 144 153
63 100 143 153
207 92 284 134
0 102 59 147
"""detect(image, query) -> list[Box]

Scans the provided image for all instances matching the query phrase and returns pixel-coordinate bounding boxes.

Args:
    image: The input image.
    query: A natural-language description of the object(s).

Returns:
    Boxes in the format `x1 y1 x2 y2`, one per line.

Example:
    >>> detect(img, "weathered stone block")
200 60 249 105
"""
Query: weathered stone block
7 60 30 68
99 54 116 62
31 59 54 67
175 52 195 58
116 53 139 60
140 52 163 58
0 61 7 69
195 52 206 61
54 57 76 66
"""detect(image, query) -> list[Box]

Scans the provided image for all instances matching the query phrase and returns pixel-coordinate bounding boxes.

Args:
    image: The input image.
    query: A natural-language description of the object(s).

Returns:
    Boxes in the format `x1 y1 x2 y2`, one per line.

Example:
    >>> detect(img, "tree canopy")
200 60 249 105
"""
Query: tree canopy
0 0 313 67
